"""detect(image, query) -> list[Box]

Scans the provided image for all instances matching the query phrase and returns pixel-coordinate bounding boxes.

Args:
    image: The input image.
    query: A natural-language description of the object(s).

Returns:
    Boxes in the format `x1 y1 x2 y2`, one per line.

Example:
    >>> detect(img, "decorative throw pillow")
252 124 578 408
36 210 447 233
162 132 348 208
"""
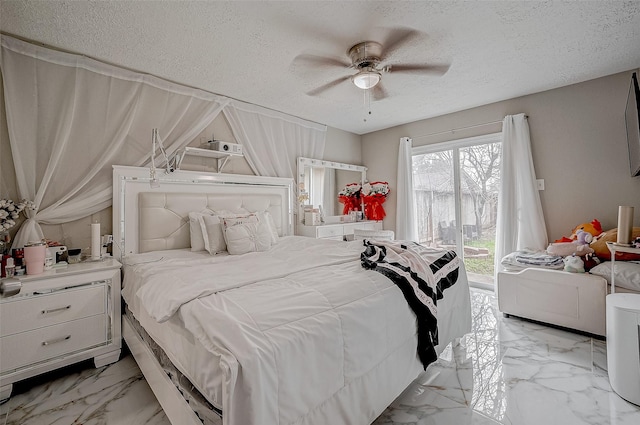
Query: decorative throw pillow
590 261 640 292
591 227 640 261
198 214 227 255
257 211 279 244
189 211 214 252
222 214 272 255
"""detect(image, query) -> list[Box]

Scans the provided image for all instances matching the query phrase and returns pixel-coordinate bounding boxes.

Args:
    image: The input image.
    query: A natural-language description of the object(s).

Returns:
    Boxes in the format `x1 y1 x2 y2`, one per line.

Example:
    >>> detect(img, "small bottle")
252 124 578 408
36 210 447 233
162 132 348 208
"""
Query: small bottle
44 251 53 271
5 257 15 278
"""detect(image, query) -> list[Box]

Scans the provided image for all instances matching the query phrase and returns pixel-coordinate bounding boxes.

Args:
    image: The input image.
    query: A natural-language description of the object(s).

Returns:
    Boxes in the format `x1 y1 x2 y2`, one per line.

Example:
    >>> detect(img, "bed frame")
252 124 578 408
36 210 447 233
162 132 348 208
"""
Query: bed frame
112 165 295 425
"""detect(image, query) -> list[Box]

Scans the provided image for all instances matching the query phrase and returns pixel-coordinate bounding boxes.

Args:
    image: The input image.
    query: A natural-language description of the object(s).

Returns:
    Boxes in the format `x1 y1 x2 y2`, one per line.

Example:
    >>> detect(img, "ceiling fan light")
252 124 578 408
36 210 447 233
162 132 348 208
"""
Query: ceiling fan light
352 70 381 90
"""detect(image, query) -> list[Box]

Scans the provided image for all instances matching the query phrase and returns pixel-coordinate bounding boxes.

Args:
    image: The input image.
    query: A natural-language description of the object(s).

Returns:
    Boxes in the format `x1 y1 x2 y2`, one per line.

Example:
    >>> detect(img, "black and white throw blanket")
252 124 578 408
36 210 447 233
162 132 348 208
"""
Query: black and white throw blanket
360 239 460 369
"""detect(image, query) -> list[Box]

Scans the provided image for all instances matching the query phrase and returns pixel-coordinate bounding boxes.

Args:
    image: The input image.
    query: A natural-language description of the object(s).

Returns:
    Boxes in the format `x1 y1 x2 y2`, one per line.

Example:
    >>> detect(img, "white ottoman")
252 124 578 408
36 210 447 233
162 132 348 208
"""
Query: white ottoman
497 268 608 336
606 293 640 406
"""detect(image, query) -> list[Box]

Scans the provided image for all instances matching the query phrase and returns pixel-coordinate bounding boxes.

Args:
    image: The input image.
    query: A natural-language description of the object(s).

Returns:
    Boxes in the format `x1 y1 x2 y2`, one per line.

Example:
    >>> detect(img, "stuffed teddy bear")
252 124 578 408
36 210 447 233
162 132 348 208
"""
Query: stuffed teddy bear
563 254 585 273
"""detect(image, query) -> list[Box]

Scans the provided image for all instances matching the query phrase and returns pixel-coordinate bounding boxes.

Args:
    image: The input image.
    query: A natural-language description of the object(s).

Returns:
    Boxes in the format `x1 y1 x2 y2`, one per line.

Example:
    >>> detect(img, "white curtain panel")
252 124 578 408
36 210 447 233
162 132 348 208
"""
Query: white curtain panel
396 137 418 241
223 100 326 179
1 35 229 247
494 113 548 274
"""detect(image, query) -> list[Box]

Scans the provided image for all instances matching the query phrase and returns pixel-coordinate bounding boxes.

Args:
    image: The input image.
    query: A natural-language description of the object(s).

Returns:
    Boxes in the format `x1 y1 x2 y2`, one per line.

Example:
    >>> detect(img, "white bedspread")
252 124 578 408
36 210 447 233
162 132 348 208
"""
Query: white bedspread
126 236 471 425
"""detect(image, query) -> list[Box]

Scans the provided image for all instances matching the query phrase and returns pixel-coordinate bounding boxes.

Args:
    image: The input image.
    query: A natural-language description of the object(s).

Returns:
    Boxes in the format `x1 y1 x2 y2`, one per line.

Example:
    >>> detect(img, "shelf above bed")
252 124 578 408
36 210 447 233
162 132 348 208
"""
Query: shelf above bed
174 147 243 173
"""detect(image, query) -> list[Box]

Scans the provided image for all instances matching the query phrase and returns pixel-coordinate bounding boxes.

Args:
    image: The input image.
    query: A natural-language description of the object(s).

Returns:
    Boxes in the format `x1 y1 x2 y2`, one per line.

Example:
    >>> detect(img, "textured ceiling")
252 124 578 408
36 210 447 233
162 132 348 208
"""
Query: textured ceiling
1 1 640 135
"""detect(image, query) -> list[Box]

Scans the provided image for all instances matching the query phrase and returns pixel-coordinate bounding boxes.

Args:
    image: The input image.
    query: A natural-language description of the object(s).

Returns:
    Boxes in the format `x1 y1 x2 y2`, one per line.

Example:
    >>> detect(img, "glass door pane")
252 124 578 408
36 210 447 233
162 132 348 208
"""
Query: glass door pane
459 143 501 285
412 150 457 250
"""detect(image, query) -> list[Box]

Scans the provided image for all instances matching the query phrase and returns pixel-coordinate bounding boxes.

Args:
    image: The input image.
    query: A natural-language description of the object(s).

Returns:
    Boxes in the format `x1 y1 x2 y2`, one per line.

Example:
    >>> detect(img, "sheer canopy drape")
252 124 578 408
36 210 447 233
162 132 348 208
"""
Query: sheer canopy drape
396 137 418 241
494 113 548 274
1 35 229 247
223 100 326 180
2 35 326 248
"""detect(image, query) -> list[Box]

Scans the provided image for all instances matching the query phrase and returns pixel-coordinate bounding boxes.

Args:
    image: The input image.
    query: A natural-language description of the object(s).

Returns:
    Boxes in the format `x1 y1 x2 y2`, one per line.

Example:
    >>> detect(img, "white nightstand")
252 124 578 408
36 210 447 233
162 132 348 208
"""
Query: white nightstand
0 258 122 401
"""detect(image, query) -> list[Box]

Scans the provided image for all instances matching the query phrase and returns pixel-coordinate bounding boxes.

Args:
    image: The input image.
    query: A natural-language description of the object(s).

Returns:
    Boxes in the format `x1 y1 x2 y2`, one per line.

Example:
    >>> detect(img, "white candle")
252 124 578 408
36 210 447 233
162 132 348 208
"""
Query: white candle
91 223 101 260
617 206 634 245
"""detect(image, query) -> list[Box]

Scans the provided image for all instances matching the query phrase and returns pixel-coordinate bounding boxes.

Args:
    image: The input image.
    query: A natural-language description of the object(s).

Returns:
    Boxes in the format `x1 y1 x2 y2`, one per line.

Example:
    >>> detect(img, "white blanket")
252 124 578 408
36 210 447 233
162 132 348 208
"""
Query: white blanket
129 236 470 425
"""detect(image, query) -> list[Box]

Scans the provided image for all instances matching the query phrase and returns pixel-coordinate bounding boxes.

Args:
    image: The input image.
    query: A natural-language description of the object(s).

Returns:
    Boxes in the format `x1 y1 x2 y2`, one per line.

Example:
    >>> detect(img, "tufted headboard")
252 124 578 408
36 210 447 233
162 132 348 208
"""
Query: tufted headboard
113 166 294 258
138 192 285 253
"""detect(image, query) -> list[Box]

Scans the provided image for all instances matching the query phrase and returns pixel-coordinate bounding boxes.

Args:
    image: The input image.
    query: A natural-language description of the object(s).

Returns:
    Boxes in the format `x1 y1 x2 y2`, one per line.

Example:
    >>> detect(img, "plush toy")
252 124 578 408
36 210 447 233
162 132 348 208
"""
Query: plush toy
575 229 593 245
591 227 640 260
582 252 601 271
547 228 595 257
555 219 603 243
563 254 585 273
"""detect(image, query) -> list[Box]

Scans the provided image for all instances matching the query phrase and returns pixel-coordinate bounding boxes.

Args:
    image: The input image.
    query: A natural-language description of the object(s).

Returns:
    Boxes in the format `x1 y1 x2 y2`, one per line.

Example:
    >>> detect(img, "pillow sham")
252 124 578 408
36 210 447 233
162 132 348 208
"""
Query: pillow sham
222 214 272 255
199 214 227 255
189 211 214 252
257 211 279 244
589 261 640 292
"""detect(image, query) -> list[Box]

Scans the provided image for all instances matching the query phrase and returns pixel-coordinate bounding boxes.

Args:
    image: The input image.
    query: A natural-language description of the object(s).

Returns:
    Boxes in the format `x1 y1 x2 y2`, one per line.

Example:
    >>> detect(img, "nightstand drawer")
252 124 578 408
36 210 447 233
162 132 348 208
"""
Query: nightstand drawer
316 225 344 238
0 314 107 373
0 285 106 336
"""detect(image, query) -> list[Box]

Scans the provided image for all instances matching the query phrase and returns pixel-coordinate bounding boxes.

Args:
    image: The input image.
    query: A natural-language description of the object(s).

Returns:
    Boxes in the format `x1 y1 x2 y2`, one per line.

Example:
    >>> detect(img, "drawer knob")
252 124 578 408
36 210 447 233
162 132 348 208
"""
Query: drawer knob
41 305 71 314
41 335 71 346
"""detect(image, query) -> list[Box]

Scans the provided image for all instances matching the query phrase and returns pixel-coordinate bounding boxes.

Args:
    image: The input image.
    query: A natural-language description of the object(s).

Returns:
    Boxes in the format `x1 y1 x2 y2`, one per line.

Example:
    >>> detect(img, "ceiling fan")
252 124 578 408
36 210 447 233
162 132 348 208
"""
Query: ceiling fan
292 28 450 100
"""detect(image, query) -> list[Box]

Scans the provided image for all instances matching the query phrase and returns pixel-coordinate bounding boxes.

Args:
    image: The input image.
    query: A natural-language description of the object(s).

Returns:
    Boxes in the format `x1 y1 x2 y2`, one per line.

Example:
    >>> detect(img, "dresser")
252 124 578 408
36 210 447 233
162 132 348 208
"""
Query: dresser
297 220 382 240
0 259 122 401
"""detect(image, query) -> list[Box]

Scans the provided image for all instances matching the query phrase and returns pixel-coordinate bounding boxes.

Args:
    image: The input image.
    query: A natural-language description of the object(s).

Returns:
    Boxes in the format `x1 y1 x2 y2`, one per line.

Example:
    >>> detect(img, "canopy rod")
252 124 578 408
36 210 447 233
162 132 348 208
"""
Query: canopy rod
414 115 528 140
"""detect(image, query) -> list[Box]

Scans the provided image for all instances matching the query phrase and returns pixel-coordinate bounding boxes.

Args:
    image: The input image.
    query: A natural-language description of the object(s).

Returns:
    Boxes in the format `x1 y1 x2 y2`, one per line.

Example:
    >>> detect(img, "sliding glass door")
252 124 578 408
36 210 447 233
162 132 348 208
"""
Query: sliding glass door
412 133 502 287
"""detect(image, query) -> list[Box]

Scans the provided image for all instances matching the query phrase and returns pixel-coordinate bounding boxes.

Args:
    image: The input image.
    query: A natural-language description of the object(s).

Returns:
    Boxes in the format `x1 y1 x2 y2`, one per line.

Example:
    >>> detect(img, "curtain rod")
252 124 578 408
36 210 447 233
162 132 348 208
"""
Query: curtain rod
414 115 528 140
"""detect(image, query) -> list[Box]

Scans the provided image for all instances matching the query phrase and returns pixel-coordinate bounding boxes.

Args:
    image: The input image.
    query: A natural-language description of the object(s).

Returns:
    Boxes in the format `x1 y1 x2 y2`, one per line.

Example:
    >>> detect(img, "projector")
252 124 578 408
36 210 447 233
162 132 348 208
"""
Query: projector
208 140 243 155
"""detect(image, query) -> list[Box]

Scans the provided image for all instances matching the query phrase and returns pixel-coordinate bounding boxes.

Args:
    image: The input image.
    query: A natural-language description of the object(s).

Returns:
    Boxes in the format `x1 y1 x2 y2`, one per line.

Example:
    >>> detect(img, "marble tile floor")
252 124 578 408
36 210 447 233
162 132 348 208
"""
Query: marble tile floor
2 288 640 425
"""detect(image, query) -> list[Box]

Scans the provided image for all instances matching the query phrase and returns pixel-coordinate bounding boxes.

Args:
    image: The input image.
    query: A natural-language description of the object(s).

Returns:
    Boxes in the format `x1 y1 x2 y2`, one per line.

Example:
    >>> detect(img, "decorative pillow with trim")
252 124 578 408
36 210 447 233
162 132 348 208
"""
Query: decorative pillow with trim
222 214 272 255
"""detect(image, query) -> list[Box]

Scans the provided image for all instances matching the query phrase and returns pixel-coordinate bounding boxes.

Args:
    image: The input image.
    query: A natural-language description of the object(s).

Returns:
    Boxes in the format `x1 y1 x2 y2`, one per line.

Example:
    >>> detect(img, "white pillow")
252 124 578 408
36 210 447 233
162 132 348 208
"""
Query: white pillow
199 214 227 255
257 211 279 244
589 261 640 292
189 211 214 252
222 215 272 255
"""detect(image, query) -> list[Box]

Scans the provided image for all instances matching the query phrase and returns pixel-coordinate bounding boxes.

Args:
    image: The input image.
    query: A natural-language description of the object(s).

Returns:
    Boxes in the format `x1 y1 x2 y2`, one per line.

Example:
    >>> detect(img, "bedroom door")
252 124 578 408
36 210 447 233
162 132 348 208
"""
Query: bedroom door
412 133 502 287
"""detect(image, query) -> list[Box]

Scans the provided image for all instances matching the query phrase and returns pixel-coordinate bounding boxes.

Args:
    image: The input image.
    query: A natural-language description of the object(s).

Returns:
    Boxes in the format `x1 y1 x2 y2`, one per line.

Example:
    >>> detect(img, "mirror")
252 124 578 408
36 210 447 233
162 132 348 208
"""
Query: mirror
297 157 367 223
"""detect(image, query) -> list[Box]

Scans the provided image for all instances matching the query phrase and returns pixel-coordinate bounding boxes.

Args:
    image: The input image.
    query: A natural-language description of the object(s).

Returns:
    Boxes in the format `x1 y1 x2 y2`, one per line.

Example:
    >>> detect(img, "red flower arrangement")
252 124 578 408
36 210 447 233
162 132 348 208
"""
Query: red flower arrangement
338 182 362 215
361 181 390 221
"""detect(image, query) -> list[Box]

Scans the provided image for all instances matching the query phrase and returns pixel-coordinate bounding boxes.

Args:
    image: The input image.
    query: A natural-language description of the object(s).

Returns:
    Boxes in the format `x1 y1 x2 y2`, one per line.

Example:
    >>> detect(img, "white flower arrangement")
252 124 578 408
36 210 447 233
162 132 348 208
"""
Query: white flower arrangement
0 199 34 231
338 183 362 197
361 181 390 197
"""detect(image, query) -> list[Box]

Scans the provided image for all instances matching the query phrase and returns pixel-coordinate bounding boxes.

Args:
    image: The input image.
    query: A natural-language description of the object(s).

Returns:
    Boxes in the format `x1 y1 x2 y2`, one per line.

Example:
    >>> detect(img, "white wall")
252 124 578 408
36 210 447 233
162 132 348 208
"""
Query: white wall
362 70 640 241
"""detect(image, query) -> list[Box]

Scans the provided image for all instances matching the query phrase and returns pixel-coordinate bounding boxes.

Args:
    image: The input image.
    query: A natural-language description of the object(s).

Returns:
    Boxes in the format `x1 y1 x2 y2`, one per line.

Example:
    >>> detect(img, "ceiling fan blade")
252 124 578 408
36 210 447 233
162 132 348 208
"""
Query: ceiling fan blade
292 53 351 70
381 27 422 60
371 83 388 101
386 64 450 76
307 75 352 96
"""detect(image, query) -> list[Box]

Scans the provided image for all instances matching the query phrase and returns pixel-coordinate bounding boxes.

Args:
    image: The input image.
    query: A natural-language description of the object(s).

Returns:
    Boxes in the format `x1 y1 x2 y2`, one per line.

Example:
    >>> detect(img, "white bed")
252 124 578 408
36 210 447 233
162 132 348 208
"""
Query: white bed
113 166 472 425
